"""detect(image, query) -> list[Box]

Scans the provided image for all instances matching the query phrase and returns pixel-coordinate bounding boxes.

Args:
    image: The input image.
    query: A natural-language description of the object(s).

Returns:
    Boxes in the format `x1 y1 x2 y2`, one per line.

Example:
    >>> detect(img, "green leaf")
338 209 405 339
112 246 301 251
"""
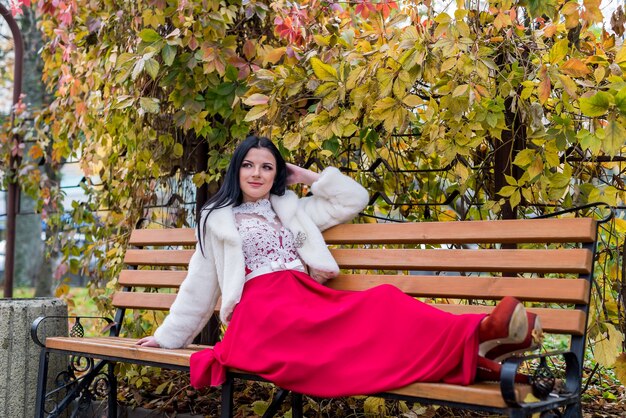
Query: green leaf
155 381 169 395
162 44 176 66
548 172 571 188
172 143 184 159
310 57 338 81
513 149 535 167
504 174 518 186
498 185 517 197
138 28 161 43
579 91 611 117
112 95 135 110
144 58 160 80
139 97 160 113
525 0 558 19
603 117 626 156
614 86 626 115
252 401 268 416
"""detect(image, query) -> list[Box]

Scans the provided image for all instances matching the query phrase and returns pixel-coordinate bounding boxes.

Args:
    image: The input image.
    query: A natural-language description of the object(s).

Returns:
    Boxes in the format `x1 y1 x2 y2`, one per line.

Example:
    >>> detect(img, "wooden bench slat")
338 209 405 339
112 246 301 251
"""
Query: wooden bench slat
129 218 597 246
111 292 585 335
129 229 197 246
327 275 590 304
323 219 597 244
45 336 528 408
45 336 200 367
118 271 590 304
124 248 592 274
124 249 195 266
331 249 592 274
386 381 531 409
118 270 187 287
112 292 177 310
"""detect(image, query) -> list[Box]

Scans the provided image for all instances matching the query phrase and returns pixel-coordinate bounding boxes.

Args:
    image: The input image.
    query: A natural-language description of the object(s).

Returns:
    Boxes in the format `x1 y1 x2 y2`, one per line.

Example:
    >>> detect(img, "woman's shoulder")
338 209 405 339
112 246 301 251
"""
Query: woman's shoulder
197 204 240 242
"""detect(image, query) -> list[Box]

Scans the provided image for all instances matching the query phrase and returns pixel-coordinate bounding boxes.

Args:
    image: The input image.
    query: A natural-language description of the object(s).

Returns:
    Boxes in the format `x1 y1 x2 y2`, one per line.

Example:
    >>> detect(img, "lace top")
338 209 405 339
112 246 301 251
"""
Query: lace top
233 199 301 278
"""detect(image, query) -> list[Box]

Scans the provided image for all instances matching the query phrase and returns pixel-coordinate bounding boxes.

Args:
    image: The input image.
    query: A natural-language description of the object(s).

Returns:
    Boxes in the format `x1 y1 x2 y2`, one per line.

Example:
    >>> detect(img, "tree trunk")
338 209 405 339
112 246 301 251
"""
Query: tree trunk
14 7 53 296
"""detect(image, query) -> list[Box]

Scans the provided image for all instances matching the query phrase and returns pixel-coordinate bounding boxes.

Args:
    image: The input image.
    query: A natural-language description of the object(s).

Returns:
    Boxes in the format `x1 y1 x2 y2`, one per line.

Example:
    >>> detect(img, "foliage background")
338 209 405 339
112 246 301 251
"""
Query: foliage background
2 0 626 413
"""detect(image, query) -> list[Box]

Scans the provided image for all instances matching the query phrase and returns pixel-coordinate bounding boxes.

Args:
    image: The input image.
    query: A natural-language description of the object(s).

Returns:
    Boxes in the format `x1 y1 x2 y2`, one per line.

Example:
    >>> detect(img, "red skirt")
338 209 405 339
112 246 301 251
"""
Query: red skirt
190 270 485 397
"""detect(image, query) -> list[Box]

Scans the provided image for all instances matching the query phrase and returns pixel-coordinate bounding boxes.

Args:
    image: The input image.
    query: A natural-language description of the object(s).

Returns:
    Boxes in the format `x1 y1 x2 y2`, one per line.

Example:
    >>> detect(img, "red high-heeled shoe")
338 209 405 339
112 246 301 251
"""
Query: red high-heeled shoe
483 312 543 362
478 296 528 357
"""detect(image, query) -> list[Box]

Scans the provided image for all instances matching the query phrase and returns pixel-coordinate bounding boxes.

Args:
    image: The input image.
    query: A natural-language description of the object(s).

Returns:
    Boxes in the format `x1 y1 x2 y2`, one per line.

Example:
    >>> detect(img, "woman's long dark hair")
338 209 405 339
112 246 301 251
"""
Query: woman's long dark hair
197 135 287 254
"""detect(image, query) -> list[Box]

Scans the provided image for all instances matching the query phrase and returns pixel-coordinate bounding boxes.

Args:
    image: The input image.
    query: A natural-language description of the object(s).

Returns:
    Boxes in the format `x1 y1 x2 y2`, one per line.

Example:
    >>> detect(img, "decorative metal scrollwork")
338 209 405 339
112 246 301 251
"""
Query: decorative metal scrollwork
42 357 113 417
71 355 94 374
530 357 556 399
92 373 111 398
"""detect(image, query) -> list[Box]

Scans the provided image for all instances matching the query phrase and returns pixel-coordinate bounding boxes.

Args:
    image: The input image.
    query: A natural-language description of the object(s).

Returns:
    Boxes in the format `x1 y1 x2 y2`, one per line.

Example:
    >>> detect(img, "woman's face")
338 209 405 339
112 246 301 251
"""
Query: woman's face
239 147 277 203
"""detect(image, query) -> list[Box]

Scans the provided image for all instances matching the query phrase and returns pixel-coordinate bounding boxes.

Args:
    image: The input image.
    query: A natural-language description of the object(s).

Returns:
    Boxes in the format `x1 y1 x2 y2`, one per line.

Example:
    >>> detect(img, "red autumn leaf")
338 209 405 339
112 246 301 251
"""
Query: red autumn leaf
355 0 376 19
375 0 398 19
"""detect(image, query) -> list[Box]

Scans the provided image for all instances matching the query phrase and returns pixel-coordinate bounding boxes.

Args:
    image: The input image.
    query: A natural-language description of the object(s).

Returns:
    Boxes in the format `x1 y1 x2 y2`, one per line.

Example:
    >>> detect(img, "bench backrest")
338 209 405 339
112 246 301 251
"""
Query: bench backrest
115 217 601 372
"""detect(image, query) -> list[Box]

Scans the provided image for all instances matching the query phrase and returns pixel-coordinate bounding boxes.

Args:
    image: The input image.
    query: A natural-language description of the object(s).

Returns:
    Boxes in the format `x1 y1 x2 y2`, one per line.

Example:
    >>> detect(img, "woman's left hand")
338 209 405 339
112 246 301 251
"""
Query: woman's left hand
286 163 320 186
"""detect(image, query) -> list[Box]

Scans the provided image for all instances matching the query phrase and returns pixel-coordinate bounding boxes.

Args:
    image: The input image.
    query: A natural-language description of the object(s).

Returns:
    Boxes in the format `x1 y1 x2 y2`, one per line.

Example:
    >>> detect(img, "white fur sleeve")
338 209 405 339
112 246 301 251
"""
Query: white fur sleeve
153 241 221 349
300 167 369 231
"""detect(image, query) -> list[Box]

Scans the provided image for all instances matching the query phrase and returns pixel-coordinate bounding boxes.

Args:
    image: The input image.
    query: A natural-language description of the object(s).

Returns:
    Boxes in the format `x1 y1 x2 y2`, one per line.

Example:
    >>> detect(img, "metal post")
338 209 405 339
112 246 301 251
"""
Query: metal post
0 4 24 298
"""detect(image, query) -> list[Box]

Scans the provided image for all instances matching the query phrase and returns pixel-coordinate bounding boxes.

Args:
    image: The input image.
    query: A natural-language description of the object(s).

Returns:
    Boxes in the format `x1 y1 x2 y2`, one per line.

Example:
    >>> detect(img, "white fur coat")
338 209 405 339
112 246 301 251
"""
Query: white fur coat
153 167 369 349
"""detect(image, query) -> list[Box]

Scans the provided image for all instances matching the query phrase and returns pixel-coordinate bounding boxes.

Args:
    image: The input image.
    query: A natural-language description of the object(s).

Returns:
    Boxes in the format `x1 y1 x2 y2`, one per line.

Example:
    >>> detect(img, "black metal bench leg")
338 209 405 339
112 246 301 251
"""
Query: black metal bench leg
35 349 50 418
262 389 289 418
108 362 117 418
563 401 582 418
221 375 234 418
291 392 303 418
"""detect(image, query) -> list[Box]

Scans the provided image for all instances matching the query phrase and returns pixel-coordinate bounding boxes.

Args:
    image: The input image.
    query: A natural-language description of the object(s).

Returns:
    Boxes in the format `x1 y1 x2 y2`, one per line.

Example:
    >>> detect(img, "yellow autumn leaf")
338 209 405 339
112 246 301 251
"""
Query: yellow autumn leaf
558 74 578 98
310 57 338 81
549 39 569 65
363 397 386 415
594 323 624 368
614 217 626 234
263 47 286 65
562 1 580 29
242 93 269 106
453 84 469 97
402 95 422 107
603 117 626 157
244 105 268 122
55 283 70 298
282 131 301 150
538 65 551 104
615 353 626 385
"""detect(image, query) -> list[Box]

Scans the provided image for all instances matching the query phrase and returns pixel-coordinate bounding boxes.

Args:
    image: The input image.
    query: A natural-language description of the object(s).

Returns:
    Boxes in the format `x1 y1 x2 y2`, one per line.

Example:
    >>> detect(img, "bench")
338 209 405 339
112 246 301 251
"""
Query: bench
31 214 610 418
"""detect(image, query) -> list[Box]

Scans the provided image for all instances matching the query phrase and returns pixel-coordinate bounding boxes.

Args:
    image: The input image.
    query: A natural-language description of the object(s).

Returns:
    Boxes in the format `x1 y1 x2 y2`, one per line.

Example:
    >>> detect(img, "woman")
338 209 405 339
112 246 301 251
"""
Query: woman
138 135 542 396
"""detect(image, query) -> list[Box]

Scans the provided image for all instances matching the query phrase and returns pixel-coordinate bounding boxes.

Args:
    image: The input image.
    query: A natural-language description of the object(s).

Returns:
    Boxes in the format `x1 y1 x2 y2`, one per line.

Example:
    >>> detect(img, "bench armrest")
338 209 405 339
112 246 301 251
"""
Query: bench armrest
499 350 580 407
31 315 116 348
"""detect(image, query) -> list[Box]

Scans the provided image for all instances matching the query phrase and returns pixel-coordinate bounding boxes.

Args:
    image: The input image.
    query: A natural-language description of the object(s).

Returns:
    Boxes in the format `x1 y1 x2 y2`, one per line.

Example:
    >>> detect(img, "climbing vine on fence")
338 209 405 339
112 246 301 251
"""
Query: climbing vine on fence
2 0 626 387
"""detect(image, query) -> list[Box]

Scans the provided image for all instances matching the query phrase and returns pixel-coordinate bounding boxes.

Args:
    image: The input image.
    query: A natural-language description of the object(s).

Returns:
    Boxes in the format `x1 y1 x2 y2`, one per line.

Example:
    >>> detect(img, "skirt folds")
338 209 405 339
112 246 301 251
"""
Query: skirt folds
190 270 484 397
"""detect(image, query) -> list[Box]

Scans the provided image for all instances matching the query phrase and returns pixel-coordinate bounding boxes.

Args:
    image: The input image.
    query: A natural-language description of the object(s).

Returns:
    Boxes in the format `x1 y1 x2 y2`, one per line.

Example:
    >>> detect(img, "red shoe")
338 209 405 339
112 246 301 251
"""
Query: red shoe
475 356 530 384
484 312 543 362
478 297 528 357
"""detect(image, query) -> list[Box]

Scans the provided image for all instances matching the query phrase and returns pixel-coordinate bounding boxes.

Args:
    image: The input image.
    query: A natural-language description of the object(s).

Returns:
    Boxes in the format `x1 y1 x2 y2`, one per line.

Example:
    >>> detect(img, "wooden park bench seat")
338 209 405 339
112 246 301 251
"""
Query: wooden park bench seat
31 215 609 418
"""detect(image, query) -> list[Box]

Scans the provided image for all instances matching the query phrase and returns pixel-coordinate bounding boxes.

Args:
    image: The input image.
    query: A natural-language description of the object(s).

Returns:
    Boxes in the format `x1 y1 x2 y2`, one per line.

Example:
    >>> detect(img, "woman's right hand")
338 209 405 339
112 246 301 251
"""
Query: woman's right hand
136 336 161 347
